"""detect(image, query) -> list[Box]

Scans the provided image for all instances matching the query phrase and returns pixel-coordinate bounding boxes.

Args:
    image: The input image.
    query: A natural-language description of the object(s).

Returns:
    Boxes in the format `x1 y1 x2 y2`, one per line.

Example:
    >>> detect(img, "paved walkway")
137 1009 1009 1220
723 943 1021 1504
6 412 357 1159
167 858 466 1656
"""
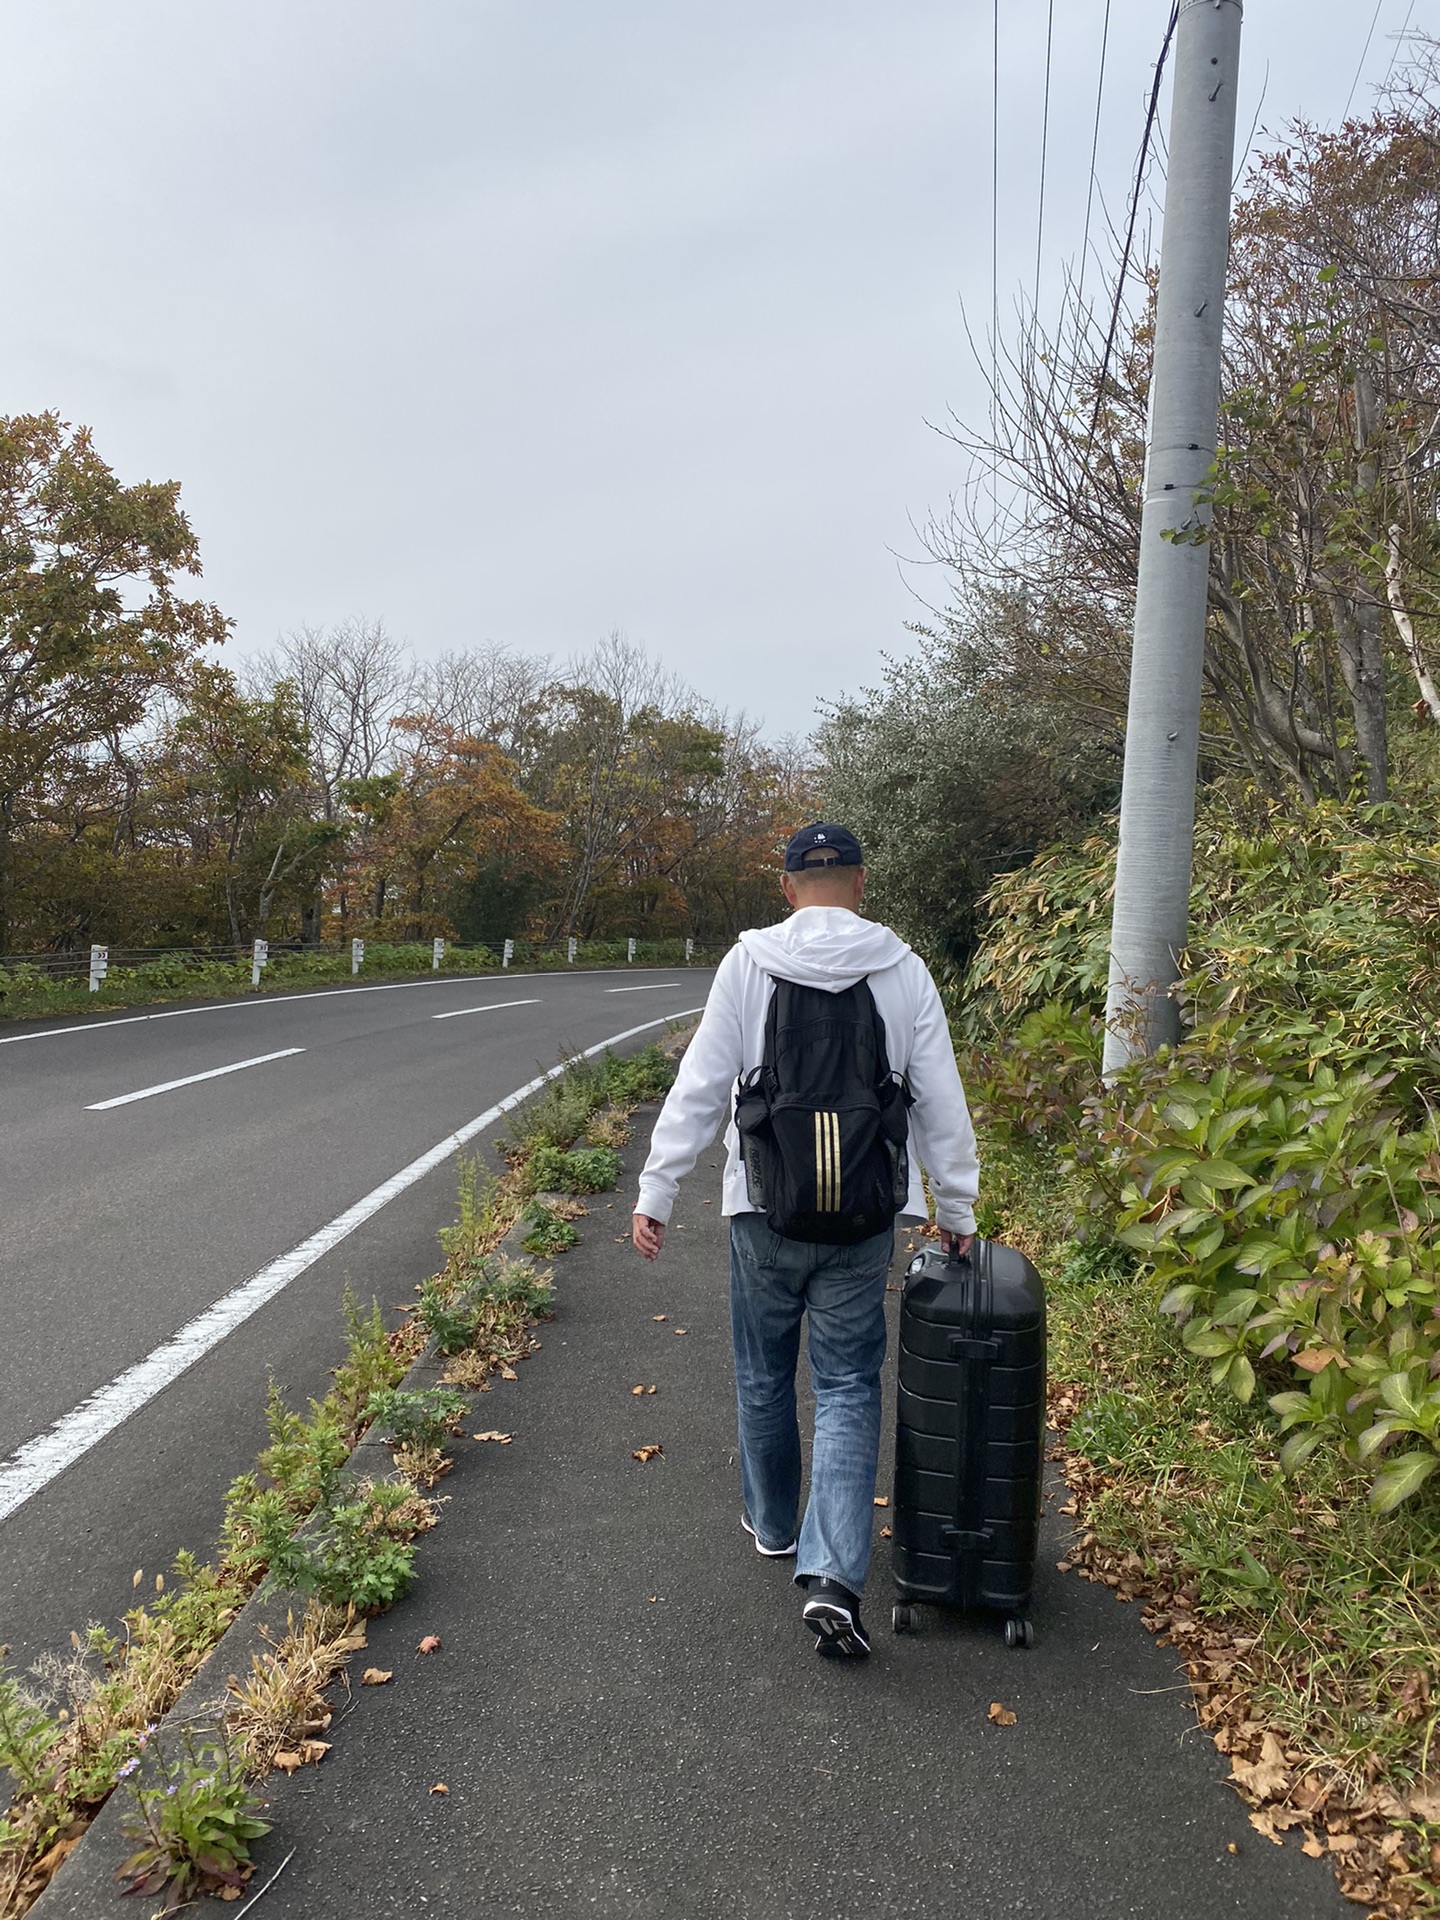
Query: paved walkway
243 1122 1349 1920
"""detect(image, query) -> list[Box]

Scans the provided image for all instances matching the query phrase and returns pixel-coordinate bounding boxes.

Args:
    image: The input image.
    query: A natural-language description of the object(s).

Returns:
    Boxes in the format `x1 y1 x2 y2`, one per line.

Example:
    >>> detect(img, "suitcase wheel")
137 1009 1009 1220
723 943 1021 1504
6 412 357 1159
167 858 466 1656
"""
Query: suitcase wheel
1003 1616 1034 1650
892 1603 916 1635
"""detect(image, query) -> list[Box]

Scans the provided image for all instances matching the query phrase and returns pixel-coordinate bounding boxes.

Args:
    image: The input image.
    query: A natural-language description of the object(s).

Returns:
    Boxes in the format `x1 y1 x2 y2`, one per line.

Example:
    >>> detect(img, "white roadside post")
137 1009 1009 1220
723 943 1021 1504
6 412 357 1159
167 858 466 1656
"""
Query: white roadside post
351 938 364 976
627 937 636 964
685 937 693 964
502 938 514 969
88 945 109 993
567 936 577 965
432 937 445 971
251 938 269 988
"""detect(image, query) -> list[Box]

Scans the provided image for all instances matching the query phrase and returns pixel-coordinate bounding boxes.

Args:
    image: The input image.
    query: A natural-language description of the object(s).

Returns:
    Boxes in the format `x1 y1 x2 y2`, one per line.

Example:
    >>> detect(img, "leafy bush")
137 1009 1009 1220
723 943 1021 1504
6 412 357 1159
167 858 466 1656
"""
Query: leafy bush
254 1486 417 1612
256 1384 350 1513
522 1202 579 1259
418 1253 553 1355
527 1144 622 1194
362 1386 468 1450
329 1289 407 1438
959 796 1440 1508
117 1732 270 1908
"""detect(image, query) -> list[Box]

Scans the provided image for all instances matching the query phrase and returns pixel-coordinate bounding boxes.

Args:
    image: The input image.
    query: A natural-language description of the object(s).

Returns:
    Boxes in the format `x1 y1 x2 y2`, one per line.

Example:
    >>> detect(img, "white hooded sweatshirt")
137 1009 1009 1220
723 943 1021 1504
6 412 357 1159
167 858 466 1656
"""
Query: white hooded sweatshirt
636 906 979 1233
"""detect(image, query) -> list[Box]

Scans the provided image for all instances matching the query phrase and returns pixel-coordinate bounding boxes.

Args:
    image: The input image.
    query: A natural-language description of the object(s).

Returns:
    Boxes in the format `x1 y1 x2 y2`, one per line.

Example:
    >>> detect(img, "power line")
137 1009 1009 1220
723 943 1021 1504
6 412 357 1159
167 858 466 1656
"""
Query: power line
990 0 1000 530
1343 0 1387 119
1077 0 1113 316
1033 0 1056 313
1085 2 1180 458
1382 0 1418 86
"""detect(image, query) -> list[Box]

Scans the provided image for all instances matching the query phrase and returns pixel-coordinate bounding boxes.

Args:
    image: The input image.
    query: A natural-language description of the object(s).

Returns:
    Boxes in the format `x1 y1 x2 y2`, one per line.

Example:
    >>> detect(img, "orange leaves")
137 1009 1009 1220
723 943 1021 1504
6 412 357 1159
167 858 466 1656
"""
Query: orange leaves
274 1739 331 1773
632 1445 663 1464
417 1635 442 1656
986 1702 1017 1727
361 1668 392 1687
472 1430 514 1445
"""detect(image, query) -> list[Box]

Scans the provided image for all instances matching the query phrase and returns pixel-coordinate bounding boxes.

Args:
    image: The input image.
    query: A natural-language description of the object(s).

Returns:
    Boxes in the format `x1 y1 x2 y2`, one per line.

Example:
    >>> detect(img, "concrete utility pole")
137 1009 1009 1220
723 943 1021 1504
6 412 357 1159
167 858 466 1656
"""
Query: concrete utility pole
1102 0 1244 1078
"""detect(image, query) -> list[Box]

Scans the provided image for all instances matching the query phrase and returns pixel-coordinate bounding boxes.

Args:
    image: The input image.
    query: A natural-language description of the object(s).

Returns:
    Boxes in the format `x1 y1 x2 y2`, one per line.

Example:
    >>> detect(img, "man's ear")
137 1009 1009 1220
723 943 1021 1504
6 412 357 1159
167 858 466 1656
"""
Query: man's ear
780 872 798 907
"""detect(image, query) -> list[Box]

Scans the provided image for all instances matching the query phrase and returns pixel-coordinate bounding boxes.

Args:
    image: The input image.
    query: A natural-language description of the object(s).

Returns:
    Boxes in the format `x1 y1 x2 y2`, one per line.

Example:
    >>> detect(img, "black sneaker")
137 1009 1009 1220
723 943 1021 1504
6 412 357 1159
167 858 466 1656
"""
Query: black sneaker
801 1580 872 1657
741 1512 797 1558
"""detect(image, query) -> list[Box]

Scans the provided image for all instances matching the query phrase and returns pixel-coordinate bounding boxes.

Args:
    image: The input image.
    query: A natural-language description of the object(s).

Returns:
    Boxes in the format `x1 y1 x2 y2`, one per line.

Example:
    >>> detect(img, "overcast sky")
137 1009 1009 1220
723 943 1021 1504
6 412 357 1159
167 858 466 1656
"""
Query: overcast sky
0 1 1424 734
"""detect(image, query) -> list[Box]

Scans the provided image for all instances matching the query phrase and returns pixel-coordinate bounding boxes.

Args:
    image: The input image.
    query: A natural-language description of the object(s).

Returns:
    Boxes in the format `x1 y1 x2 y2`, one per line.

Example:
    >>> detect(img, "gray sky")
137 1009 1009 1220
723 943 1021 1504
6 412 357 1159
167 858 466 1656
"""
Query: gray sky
1 1 1423 734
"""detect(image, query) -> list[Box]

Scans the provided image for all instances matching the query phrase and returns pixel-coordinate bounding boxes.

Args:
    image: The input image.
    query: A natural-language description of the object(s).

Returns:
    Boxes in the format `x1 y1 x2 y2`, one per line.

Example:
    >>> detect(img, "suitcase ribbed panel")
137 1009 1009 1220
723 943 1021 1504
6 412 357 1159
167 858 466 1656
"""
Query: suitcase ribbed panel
891 1240 1046 1617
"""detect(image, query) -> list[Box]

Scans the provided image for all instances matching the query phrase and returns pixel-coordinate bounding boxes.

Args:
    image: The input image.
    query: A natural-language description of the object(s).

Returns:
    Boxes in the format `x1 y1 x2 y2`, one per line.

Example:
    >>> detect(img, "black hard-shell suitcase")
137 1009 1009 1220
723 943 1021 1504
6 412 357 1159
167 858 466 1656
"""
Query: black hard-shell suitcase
891 1239 1047 1647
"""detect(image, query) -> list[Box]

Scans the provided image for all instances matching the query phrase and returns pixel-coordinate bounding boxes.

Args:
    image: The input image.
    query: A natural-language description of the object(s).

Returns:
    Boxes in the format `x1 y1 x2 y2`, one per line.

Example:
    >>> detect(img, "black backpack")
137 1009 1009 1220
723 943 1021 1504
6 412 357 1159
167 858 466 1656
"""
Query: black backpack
734 976 914 1245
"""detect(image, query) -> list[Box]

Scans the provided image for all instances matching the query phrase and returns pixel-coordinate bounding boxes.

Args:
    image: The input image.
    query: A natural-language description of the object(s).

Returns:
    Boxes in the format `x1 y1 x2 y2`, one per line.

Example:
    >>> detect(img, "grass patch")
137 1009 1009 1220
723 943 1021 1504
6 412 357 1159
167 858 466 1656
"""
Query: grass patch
980 1117 1440 1917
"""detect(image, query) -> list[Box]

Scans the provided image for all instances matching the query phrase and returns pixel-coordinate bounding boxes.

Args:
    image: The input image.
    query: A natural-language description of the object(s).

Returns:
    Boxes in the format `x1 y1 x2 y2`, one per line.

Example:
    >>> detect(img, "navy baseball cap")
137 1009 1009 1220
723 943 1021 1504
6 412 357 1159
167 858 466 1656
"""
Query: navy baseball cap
783 822 864 871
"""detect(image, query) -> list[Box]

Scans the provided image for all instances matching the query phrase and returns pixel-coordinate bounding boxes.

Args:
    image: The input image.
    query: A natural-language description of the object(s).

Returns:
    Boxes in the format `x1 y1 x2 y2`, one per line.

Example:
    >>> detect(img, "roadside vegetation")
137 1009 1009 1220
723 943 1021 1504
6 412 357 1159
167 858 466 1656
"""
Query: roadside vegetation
0 937 712 1027
0 1041 677 1917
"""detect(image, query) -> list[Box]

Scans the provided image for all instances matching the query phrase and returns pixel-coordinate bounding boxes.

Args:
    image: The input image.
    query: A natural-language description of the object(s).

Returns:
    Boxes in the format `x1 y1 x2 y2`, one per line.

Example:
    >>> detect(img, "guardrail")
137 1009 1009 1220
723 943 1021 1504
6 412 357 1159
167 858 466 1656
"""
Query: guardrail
0 935 717 994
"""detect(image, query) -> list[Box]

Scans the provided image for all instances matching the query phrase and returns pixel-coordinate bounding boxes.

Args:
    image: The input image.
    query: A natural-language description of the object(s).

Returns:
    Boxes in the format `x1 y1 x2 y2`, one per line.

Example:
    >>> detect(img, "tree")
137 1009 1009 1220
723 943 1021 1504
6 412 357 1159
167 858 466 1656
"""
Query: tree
0 414 228 949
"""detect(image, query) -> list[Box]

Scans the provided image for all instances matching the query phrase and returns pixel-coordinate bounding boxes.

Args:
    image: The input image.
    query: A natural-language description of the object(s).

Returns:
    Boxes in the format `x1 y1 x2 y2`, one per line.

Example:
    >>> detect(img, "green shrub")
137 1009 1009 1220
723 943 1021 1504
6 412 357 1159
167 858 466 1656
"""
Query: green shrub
254 1488 416 1612
117 1732 270 1906
256 1384 350 1513
362 1386 468 1451
330 1289 407 1437
522 1202 579 1259
527 1144 622 1194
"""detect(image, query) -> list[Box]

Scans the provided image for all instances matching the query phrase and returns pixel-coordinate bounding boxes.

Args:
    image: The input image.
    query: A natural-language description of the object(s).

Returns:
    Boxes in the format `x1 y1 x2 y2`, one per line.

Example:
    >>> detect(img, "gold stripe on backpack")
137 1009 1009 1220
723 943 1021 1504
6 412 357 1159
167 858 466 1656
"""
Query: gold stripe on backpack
814 1111 841 1211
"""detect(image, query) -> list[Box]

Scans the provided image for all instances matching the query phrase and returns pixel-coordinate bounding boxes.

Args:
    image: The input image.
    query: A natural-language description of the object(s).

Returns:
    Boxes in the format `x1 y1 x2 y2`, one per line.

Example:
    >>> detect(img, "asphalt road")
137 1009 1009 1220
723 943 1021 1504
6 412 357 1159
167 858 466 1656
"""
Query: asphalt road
0 967 711 1678
234 1131 1350 1920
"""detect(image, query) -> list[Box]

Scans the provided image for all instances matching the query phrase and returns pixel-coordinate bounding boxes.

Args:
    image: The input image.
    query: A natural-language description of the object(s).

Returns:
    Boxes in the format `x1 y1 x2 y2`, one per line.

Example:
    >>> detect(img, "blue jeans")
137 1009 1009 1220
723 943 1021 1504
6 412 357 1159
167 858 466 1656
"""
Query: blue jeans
728 1211 894 1597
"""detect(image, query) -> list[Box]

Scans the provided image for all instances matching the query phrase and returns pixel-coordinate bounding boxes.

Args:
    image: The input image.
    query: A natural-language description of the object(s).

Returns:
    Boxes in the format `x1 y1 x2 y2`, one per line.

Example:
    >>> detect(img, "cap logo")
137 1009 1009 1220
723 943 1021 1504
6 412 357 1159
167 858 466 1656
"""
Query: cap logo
815 832 826 842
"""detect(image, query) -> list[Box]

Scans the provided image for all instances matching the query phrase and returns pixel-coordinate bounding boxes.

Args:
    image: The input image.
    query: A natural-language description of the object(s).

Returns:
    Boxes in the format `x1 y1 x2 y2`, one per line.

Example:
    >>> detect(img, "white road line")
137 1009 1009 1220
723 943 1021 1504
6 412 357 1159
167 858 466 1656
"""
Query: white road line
431 998 542 1021
0 1008 704 1525
85 1048 306 1111
0 968 700 1048
605 983 684 993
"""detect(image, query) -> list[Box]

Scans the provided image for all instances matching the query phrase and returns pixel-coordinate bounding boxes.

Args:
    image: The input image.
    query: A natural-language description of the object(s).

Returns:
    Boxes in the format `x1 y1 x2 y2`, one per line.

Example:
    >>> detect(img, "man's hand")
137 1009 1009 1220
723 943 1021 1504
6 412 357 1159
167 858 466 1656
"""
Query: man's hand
939 1229 975 1260
633 1214 666 1261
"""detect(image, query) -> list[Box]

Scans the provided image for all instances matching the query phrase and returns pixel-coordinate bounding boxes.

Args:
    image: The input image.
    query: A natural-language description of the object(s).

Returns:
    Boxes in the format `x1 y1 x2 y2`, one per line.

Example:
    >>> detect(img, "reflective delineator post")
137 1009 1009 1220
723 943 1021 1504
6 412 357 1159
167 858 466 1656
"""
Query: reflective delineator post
627 937 636 964
251 938 269 988
432 937 445 971
567 936 577 965
88 944 109 993
351 938 364 976
502 938 514 969
685 937 693 964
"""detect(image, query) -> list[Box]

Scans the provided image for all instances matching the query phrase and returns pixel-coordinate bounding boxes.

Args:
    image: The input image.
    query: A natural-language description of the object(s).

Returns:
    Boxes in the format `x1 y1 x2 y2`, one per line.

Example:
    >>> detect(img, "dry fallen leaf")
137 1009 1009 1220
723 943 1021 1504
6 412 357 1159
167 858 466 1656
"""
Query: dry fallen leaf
632 1444 664 1463
1230 1731 1290 1803
631 1385 645 1395
297 1739 331 1764
361 1667 393 1687
880 1525 892 1539
472 1430 514 1444
873 1496 890 1508
1301 1836 1326 1859
1226 1843 1238 1856
417 1635 442 1655
652 1315 668 1323
429 1782 449 1796
647 1385 657 1394
673 1328 688 1336
132 1568 143 1589
273 1750 304 1774
1409 1782 1440 1823
499 1365 518 1382
987 1702 1017 1727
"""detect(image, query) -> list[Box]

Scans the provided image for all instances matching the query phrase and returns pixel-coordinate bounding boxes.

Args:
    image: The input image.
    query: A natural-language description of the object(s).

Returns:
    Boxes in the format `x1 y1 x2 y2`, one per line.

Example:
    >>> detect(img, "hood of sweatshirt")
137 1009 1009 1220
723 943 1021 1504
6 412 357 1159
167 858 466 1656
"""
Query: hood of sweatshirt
737 907 912 992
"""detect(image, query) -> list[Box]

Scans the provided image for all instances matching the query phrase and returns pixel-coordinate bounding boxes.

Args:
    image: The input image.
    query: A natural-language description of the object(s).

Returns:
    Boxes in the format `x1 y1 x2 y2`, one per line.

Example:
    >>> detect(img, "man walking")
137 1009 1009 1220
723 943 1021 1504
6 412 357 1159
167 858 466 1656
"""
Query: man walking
633 823 979 1658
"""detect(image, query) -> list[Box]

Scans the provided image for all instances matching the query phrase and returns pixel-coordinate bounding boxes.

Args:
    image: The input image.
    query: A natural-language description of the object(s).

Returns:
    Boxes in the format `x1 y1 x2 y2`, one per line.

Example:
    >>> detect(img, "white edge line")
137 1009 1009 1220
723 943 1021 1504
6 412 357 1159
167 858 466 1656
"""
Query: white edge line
85 1048 306 1110
0 969 703 1047
431 998 542 1021
604 983 685 993
0 1007 705 1524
